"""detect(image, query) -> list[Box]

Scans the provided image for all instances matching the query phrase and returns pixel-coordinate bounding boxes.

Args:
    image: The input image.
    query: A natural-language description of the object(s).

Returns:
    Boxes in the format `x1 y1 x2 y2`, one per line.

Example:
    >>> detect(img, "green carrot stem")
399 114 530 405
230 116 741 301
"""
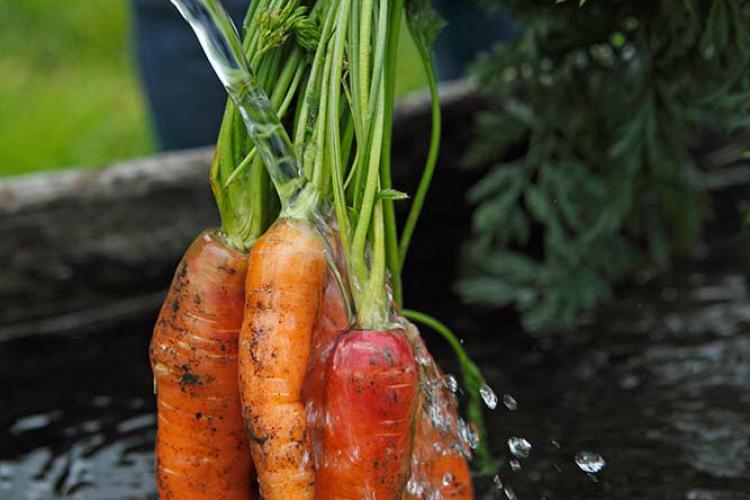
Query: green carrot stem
398 47 440 270
359 0 372 124
359 202 388 328
224 49 306 188
380 0 404 307
351 85 385 308
313 39 335 191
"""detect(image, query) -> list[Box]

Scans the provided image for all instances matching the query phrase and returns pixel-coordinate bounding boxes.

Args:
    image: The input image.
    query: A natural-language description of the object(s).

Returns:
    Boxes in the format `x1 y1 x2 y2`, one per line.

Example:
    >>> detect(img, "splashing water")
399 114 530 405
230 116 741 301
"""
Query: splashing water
415 347 432 367
444 374 458 393
493 475 503 490
168 0 309 208
503 394 518 411
504 485 518 500
404 323 477 498
458 418 479 450
508 436 532 458
575 451 606 474
480 383 498 409
406 479 424 496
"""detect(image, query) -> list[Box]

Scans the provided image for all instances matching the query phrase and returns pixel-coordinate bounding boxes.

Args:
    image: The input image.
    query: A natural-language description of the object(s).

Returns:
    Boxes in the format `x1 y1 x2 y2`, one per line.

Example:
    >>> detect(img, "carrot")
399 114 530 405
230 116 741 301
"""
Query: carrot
404 332 474 500
239 218 328 499
150 230 257 500
406 396 474 500
316 329 419 500
303 231 351 469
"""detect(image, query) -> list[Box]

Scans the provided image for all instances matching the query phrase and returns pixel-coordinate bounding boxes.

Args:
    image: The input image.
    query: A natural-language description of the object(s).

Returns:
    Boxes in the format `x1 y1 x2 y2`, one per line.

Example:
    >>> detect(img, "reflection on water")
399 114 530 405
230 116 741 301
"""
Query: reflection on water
1 410 155 500
1 266 748 499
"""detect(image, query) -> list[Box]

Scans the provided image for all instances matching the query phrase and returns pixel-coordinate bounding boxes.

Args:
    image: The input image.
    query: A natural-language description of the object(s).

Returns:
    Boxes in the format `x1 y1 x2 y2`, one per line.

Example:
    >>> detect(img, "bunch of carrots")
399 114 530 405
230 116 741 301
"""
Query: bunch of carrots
150 0 494 498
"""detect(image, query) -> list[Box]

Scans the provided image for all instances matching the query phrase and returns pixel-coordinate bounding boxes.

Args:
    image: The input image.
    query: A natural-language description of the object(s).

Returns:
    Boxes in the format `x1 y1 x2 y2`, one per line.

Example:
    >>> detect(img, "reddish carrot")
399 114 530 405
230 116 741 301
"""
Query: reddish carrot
302 236 351 469
315 329 419 500
239 218 328 499
150 230 257 500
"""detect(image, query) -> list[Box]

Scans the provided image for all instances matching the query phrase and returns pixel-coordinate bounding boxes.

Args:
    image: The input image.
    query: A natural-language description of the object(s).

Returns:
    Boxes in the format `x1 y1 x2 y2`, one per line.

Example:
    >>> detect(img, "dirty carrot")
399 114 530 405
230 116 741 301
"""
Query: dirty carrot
316 329 419 499
150 230 257 500
403 322 474 499
170 0 491 496
407 414 474 500
303 230 351 468
239 218 328 499
407 349 473 498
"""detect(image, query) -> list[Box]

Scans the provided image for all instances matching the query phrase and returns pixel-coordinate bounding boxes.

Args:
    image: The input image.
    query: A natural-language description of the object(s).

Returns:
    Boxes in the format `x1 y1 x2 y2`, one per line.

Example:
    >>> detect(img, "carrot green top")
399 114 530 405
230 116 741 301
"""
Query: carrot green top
283 0 445 330
181 0 496 473
208 0 317 251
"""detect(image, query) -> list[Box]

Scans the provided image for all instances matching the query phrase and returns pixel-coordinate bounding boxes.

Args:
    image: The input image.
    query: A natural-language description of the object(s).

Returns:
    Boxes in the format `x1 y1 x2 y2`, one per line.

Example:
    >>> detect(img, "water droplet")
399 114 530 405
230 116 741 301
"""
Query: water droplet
508 437 532 458
503 394 518 411
444 374 458 393
416 349 431 366
575 451 606 474
458 419 479 449
509 459 522 471
504 485 518 500
479 384 498 409
430 403 450 431
406 479 423 496
493 475 503 489
442 473 453 486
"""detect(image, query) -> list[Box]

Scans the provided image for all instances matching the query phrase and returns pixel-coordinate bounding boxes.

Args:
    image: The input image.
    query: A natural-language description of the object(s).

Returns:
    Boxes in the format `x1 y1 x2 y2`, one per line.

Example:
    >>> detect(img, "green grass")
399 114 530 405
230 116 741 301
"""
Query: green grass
0 0 154 177
0 1 424 178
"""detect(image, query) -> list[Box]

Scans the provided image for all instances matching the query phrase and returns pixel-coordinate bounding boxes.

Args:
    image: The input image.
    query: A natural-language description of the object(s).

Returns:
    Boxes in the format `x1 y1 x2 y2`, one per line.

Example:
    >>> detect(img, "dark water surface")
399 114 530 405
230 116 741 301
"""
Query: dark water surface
1 265 748 499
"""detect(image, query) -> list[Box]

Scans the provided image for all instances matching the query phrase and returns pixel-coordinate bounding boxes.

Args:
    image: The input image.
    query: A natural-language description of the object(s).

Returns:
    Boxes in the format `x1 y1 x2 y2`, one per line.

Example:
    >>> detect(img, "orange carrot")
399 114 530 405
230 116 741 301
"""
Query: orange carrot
406 402 474 500
405 333 474 500
316 329 419 500
239 218 328 499
150 230 257 500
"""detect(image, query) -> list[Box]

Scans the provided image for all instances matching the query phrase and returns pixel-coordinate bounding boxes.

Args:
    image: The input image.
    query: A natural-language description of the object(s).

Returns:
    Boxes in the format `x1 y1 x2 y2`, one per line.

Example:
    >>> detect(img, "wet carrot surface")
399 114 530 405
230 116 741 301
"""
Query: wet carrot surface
407 405 474 499
405 333 474 500
316 329 419 500
303 231 351 471
150 230 257 500
239 219 327 500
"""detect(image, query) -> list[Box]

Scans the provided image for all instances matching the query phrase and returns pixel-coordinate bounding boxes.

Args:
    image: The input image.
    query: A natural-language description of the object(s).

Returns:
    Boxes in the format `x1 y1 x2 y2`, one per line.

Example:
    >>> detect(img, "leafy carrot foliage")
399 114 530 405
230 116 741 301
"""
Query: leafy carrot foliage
460 0 750 330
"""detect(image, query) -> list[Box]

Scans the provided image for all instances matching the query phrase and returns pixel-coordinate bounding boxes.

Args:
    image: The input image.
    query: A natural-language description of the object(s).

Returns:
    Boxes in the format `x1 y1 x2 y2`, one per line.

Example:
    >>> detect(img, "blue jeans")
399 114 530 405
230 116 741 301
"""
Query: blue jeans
131 0 248 151
131 0 513 151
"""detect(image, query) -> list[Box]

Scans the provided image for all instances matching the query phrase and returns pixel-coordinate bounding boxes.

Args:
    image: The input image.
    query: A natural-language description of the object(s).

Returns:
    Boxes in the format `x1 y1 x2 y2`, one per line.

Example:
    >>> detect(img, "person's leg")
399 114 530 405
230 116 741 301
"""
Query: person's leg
431 0 515 81
130 0 249 151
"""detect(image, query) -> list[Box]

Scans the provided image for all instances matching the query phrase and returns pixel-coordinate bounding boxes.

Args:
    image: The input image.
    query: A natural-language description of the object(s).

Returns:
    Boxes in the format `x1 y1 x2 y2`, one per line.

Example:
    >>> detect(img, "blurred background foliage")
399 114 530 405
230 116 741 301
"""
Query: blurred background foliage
0 0 423 177
4 0 750 333
459 0 750 330
0 0 153 176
